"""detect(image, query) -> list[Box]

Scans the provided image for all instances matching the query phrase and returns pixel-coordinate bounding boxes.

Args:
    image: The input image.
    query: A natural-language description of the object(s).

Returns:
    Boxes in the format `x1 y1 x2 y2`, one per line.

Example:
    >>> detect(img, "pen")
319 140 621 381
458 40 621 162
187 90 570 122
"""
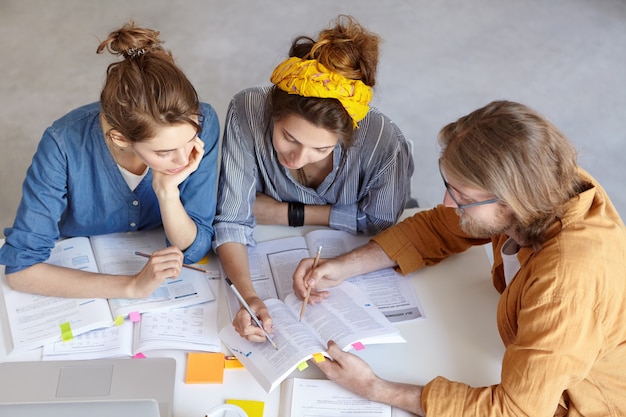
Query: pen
225 277 279 350
299 245 322 321
134 251 219 278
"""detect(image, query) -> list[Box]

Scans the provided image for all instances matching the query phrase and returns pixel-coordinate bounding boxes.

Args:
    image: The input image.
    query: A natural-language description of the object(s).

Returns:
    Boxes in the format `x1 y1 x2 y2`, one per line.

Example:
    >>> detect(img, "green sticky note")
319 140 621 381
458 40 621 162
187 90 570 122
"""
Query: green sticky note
297 361 308 371
60 322 73 341
114 315 125 326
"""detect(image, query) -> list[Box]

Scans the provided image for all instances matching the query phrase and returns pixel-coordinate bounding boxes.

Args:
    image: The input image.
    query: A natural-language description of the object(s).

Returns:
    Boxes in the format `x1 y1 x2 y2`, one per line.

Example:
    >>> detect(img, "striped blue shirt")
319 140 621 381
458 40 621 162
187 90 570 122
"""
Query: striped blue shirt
213 87 414 248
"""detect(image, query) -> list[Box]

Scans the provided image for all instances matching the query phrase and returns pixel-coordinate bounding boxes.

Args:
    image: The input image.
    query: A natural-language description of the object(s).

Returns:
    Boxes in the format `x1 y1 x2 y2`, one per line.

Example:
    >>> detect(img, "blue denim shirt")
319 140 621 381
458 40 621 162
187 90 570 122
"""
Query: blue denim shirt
0 102 219 273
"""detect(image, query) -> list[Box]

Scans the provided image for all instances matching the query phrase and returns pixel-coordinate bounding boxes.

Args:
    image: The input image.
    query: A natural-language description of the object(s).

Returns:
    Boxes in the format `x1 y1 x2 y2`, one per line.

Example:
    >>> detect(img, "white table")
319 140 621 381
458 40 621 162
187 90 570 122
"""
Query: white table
0 212 504 416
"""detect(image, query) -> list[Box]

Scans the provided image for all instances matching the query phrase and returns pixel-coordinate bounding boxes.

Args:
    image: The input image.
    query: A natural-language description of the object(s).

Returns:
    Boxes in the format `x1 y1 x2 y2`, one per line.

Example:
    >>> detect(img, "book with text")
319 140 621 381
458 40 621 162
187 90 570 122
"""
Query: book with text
42 300 220 360
225 229 423 323
280 377 416 417
220 281 406 393
0 228 215 353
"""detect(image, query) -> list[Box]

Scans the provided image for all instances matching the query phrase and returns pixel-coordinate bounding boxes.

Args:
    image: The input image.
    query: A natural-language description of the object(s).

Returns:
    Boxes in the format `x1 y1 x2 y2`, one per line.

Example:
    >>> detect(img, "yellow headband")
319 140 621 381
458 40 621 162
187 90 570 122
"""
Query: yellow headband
270 57 373 128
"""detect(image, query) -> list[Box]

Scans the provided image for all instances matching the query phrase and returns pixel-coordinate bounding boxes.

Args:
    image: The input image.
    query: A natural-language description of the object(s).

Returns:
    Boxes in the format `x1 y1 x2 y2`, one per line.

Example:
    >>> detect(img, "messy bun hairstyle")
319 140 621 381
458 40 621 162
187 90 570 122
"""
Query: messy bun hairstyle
269 15 380 146
97 21 200 142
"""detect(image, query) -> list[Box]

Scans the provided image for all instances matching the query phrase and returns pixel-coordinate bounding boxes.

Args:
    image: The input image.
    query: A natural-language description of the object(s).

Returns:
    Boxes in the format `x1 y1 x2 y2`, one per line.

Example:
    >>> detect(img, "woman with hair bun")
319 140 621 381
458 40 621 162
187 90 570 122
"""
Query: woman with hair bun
214 15 414 342
0 21 220 298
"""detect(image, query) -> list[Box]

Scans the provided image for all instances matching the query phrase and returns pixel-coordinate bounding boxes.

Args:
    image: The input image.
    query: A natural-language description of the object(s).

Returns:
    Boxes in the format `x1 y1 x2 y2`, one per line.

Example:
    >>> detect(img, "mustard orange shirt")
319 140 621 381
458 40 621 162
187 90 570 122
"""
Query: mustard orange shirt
372 170 626 416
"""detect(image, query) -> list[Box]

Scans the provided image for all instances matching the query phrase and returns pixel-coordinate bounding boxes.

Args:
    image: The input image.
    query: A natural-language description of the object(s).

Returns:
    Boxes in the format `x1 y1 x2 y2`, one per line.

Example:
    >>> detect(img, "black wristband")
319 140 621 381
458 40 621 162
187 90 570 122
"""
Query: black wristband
288 202 305 227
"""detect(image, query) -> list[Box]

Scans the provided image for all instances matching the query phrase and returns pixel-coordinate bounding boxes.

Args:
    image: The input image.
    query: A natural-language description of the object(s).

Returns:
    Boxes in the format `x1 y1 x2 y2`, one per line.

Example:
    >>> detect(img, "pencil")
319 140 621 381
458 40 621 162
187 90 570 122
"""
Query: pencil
299 245 322 321
134 251 217 277
225 277 278 350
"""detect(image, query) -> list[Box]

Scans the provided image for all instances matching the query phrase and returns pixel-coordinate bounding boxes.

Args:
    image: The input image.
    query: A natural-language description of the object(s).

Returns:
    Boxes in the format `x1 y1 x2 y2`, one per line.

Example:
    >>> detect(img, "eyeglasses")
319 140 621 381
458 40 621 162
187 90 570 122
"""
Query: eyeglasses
439 162 499 210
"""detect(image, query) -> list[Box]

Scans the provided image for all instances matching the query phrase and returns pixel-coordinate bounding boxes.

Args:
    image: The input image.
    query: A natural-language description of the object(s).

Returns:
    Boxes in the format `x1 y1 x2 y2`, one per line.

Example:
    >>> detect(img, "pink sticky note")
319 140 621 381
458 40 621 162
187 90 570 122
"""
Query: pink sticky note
129 311 141 322
352 342 365 351
133 352 146 359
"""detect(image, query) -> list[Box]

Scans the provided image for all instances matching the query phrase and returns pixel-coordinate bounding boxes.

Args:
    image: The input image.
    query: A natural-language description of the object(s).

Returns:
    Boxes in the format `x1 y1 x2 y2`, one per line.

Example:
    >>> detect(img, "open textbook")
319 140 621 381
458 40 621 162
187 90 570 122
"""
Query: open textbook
280 378 417 417
0 228 215 353
225 229 423 323
220 281 406 393
42 301 220 360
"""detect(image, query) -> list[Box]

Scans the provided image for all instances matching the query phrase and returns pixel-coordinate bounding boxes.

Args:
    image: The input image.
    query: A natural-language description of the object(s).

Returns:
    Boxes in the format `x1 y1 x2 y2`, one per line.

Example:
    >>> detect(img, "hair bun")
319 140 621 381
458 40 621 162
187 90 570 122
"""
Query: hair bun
97 20 165 59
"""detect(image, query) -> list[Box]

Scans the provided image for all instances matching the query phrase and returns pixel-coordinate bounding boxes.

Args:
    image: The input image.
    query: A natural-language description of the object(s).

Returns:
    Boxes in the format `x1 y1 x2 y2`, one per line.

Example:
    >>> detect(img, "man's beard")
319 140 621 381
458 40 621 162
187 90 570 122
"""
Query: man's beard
458 208 516 239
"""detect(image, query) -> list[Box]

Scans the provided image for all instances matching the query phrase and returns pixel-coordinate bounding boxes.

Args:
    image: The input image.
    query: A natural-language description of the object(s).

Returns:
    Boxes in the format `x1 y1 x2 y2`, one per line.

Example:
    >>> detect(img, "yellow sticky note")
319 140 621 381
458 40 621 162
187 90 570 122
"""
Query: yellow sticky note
197 255 210 265
312 352 326 362
114 315 125 326
226 399 264 417
224 356 244 369
185 352 225 384
60 322 73 341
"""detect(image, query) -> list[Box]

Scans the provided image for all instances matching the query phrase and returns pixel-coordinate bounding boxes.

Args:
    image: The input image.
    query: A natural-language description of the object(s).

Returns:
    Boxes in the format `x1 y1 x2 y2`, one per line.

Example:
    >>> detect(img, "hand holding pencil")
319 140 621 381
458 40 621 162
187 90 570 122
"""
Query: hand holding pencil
299 246 322 321
126 246 187 298
226 277 278 350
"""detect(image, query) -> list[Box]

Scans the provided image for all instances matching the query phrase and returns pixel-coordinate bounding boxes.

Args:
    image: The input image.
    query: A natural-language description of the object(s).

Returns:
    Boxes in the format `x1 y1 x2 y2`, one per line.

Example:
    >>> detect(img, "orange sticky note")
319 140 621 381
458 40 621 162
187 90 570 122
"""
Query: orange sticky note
312 352 325 362
226 399 264 417
185 352 225 384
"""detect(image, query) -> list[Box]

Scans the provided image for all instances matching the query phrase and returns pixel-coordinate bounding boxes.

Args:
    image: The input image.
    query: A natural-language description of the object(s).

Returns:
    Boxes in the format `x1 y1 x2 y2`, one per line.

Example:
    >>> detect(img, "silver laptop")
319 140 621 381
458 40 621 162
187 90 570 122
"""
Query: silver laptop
0 357 175 417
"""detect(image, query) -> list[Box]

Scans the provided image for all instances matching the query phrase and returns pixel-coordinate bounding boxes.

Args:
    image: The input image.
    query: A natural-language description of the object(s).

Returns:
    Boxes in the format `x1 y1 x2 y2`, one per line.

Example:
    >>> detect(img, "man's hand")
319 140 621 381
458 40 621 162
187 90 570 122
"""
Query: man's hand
292 257 343 303
293 241 397 303
316 340 425 416
315 340 382 398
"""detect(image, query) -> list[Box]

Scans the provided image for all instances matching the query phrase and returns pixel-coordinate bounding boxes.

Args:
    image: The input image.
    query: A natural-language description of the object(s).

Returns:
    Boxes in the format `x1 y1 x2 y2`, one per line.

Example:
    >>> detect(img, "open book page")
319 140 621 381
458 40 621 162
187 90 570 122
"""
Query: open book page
88 230 215 317
0 237 114 353
247 236 308 300
131 301 220 353
42 321 133 360
303 229 424 323
220 298 329 393
107 267 215 318
42 300 220 360
284 282 405 347
220 282 405 393
224 236 309 319
348 268 423 323
280 377 392 417
88 228 167 274
225 229 423 323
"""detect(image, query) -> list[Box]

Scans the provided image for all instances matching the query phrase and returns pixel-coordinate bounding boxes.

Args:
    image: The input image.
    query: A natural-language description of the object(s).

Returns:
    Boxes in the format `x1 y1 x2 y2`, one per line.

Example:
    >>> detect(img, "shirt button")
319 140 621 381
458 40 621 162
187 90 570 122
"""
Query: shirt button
130 222 137 227
132 200 139 206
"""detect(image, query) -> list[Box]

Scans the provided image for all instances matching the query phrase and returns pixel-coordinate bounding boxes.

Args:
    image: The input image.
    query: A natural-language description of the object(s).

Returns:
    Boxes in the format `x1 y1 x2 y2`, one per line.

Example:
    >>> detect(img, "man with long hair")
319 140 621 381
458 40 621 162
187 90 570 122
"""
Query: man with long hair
293 100 626 416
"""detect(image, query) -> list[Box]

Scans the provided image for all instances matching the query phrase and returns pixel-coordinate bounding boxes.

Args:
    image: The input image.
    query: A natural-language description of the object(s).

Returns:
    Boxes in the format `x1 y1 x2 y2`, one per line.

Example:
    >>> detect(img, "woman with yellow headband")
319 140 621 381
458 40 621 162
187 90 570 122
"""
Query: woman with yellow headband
213 15 414 342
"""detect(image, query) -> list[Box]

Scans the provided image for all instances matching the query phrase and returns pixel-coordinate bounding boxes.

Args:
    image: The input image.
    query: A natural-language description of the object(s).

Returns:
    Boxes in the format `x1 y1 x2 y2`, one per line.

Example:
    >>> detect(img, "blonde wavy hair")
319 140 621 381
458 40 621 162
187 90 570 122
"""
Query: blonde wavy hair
439 100 586 248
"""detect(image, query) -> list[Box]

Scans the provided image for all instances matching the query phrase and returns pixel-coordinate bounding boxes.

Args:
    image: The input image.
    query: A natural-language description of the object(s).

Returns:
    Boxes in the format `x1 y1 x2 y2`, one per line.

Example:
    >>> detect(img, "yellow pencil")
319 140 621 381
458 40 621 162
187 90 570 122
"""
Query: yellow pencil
299 246 322 321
